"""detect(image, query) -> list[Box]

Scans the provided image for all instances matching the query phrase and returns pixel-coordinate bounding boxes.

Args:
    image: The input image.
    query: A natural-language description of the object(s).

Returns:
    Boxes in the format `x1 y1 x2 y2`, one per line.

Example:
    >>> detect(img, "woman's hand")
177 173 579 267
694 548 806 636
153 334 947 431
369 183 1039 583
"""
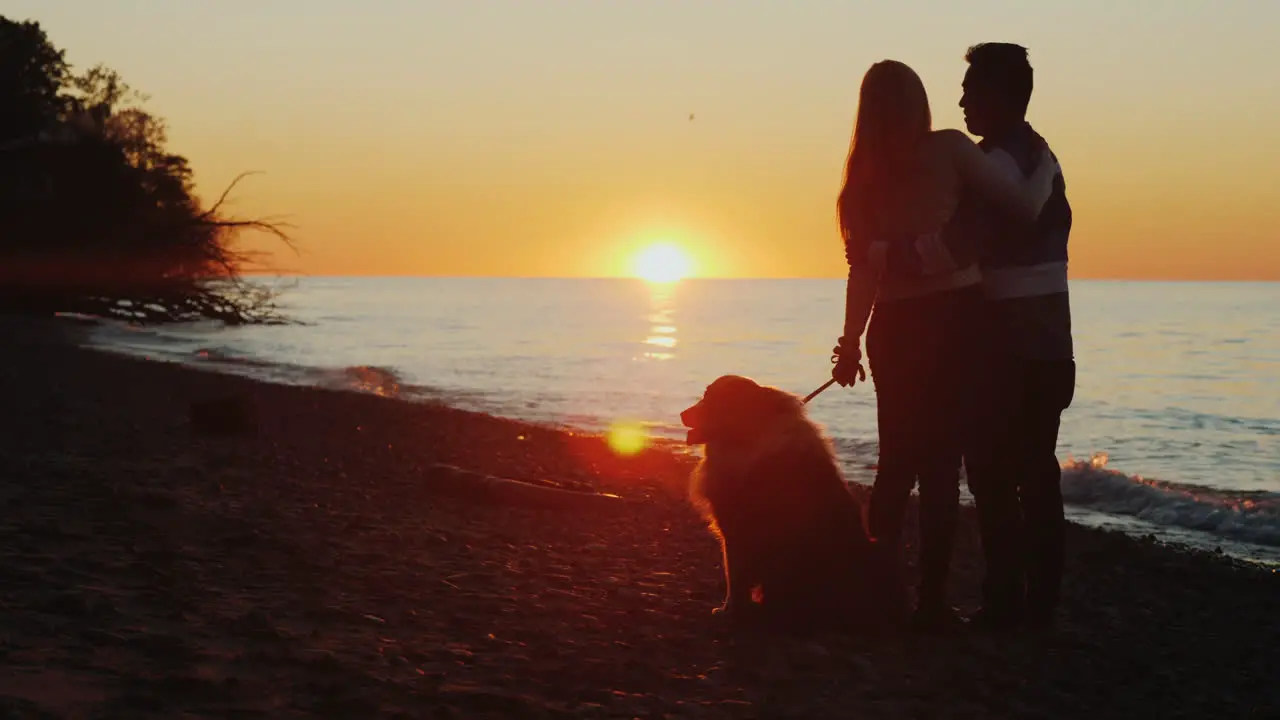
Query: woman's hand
831 338 867 387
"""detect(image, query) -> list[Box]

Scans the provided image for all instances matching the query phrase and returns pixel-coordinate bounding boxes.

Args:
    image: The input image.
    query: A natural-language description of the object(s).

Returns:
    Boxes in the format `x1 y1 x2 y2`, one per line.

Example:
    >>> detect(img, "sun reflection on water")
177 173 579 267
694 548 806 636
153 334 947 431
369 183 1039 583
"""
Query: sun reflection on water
642 283 678 361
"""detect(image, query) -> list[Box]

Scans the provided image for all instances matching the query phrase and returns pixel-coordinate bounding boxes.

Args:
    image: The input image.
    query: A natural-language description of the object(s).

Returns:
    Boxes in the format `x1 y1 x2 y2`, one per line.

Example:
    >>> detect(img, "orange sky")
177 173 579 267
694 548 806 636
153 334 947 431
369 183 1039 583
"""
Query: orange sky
11 1 1280 280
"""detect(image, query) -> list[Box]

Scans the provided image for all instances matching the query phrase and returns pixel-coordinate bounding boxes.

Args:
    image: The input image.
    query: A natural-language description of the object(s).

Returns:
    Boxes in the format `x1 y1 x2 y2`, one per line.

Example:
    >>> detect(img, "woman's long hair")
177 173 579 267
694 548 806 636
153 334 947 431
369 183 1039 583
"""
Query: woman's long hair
836 60 933 254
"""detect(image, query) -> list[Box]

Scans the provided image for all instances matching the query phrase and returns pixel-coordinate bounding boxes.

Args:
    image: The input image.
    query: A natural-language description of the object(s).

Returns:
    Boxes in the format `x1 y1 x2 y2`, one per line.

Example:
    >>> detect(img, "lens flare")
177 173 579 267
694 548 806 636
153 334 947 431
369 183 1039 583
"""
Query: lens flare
606 420 649 456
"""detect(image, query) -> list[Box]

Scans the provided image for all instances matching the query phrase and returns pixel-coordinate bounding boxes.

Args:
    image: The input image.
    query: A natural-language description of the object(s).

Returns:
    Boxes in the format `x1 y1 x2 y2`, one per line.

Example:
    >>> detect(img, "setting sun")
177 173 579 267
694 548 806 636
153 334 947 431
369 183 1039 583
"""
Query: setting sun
632 242 692 284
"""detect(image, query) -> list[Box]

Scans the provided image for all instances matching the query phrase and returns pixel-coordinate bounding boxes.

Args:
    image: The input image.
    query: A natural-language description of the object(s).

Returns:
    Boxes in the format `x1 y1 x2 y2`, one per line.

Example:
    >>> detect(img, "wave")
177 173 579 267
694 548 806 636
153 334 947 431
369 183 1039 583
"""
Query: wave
192 349 422 403
81 319 420 402
1061 453 1280 548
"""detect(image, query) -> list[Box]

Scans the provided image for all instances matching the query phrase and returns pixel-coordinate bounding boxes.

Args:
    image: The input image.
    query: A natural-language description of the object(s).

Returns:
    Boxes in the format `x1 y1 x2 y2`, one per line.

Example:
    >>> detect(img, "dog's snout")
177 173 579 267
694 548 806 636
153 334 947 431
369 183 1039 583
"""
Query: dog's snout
681 401 706 428
681 403 708 445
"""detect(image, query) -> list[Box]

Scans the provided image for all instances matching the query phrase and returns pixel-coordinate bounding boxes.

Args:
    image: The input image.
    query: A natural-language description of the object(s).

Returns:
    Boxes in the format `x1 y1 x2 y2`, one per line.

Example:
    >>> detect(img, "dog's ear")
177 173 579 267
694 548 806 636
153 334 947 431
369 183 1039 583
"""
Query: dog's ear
683 376 767 445
757 385 803 421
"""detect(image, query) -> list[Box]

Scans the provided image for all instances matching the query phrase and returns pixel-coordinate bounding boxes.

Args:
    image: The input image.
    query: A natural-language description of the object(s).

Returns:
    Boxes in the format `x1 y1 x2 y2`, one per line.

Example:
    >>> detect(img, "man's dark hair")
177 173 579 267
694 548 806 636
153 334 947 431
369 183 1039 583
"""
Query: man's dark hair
965 42 1033 115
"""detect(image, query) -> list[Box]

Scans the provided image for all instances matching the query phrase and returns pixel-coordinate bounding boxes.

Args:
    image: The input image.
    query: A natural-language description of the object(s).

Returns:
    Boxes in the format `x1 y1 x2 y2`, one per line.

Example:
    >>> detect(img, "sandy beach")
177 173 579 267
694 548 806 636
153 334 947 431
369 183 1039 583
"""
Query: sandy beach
0 323 1276 719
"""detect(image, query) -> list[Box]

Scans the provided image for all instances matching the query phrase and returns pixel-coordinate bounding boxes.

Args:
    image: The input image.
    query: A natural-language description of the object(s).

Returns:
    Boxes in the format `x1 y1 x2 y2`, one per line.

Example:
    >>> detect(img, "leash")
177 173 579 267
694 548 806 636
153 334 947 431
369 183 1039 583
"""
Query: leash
801 351 841 404
802 350 864 405
803 378 837 404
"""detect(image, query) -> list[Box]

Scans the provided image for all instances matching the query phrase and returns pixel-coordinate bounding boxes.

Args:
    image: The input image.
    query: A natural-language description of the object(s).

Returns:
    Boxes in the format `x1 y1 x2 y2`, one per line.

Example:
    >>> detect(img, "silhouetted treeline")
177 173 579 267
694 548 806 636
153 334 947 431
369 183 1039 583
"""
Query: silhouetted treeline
0 16 292 324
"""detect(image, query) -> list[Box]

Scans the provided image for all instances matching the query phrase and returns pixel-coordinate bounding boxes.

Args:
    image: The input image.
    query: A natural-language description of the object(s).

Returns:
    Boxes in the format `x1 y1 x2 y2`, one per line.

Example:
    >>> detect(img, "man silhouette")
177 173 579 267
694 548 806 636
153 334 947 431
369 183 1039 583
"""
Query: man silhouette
879 43 1076 630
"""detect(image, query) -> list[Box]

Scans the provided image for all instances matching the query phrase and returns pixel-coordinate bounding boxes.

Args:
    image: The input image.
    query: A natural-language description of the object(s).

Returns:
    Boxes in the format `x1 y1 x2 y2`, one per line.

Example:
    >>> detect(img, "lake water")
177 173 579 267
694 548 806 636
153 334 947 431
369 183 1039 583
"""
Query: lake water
86 278 1280 565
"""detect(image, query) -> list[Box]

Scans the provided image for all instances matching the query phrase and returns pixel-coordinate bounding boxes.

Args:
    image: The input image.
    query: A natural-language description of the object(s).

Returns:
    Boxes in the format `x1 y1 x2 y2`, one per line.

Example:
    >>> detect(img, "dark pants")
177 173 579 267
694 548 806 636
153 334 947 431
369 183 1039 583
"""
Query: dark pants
866 285 982 608
966 353 1076 619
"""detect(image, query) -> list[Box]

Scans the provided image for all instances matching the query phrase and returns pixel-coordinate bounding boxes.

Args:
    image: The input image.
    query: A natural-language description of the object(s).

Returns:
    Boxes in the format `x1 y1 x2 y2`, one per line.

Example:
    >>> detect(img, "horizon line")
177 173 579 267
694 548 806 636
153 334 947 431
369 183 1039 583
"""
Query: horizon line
243 274 1280 284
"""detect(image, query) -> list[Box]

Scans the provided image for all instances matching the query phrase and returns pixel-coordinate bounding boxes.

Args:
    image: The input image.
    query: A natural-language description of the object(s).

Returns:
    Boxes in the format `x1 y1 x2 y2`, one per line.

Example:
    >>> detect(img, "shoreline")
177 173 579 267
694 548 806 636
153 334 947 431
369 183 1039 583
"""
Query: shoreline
1 322 1276 717
82 320 1280 569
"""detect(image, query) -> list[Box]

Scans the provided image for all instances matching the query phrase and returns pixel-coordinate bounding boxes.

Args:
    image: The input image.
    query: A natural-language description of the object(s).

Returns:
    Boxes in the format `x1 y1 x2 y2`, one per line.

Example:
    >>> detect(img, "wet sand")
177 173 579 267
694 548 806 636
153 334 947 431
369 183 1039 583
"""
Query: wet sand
0 326 1276 718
